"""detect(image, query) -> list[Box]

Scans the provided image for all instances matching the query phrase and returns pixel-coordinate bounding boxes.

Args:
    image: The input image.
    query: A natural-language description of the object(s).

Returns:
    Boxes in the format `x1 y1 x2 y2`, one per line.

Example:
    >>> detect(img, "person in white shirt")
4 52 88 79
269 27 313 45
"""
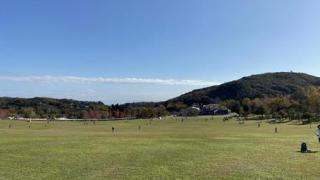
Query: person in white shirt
316 125 320 143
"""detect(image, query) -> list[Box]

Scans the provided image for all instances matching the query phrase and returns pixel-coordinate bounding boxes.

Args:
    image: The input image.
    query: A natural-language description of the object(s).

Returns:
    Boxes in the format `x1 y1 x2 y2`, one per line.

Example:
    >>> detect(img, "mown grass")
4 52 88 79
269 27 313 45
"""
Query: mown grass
0 117 319 179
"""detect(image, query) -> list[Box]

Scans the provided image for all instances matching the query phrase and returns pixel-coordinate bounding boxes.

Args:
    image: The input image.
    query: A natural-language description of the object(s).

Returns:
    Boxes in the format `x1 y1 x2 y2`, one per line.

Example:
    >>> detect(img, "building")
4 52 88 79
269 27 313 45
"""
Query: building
200 104 231 115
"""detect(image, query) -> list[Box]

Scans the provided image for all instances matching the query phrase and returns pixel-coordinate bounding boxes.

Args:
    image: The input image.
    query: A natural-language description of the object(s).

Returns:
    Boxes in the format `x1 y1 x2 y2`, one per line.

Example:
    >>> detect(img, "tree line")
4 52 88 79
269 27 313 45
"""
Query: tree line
1 86 320 120
220 87 320 121
0 97 170 120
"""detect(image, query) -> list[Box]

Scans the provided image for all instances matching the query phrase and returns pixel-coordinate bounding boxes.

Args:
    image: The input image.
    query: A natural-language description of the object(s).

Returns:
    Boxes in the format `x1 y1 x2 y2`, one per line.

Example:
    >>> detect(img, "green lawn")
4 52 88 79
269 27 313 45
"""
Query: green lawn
0 117 319 179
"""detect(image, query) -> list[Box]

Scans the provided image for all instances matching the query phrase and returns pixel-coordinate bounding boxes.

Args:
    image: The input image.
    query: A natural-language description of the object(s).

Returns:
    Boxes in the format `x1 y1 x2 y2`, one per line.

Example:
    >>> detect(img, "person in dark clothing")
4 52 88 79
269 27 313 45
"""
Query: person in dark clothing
301 142 308 153
316 125 320 143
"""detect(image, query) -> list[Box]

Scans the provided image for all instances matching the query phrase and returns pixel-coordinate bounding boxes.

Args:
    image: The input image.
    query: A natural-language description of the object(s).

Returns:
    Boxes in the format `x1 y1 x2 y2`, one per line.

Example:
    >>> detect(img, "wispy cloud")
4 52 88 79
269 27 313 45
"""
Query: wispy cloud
0 75 219 86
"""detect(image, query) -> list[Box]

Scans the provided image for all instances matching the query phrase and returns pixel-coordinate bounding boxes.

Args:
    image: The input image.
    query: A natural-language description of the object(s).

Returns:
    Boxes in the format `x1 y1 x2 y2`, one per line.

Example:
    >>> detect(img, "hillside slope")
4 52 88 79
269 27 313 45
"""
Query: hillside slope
167 72 320 106
0 97 108 119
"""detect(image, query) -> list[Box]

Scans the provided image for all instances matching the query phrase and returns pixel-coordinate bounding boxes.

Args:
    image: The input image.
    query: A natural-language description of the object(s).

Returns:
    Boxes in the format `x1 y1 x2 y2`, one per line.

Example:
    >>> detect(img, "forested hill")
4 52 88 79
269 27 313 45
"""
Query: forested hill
2 72 320 119
166 72 320 106
0 97 109 119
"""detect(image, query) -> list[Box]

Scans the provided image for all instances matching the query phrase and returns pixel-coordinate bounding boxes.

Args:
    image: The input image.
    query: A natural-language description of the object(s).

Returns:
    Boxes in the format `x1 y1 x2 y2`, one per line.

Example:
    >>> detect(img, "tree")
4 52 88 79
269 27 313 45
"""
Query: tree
166 102 187 112
19 108 38 118
241 98 251 117
251 98 269 119
222 100 242 114
0 109 10 119
306 88 320 119
268 96 291 118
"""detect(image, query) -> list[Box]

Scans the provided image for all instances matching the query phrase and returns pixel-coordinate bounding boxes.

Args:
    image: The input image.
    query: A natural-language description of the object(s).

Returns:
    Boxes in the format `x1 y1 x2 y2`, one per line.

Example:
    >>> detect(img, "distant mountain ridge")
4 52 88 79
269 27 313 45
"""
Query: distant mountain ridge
1 72 320 119
0 97 105 109
0 97 109 119
166 72 320 106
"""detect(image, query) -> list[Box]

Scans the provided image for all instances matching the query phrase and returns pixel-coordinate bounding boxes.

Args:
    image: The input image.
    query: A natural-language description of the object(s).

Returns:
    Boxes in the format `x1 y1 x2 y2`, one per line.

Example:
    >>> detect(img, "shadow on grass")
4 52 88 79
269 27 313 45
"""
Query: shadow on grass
268 119 291 124
270 120 315 126
296 151 318 153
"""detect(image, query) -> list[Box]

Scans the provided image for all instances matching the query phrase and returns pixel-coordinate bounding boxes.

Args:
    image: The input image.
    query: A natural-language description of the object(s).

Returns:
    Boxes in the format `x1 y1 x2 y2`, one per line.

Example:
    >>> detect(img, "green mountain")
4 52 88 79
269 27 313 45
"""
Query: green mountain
166 72 320 106
1 72 320 119
0 97 109 119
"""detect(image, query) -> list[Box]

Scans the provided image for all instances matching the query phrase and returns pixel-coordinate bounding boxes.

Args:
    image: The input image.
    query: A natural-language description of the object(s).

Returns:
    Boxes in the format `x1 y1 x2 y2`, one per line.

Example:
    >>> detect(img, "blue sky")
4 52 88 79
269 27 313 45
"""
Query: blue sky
1 0 320 104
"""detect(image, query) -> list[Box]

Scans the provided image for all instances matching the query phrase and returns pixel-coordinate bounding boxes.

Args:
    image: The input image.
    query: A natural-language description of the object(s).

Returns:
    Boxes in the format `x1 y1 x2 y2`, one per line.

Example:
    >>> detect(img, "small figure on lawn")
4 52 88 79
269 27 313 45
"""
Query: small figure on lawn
300 142 316 153
316 125 320 143
112 127 115 133
301 142 308 153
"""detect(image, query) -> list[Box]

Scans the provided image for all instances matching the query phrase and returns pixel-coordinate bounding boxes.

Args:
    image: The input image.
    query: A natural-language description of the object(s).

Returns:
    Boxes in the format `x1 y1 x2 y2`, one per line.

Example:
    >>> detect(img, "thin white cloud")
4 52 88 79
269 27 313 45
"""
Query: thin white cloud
0 75 219 86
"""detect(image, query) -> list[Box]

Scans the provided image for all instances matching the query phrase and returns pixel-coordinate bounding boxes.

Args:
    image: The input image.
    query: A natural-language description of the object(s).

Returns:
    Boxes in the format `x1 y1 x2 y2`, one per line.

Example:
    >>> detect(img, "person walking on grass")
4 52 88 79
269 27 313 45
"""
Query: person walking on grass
316 125 320 143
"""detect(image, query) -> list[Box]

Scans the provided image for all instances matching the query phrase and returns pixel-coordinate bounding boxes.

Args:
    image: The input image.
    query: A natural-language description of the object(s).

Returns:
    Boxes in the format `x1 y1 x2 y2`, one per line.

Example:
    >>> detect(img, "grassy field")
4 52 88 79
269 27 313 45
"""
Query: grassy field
0 117 320 180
